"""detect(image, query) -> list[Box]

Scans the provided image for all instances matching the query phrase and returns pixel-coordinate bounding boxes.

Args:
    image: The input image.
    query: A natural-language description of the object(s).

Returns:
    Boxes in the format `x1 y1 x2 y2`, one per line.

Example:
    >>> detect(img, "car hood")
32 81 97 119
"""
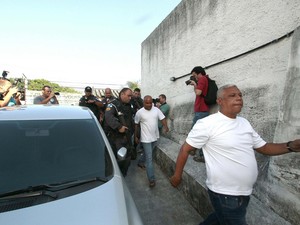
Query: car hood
0 176 142 225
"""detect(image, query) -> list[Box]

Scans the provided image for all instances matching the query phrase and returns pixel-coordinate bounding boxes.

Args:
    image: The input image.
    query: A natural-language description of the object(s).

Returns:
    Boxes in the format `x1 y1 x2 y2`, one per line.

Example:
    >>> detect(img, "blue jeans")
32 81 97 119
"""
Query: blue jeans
138 141 157 182
192 111 210 127
192 112 209 157
200 189 250 225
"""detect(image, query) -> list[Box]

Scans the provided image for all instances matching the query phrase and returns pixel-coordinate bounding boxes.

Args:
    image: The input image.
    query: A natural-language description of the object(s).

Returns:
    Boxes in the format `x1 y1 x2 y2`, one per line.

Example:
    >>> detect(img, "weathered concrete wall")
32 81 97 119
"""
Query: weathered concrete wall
141 0 300 224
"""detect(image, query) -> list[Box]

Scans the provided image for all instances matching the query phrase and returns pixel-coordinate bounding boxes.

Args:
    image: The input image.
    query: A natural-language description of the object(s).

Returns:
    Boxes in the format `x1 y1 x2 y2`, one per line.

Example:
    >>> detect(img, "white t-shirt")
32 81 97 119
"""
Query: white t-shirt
134 106 165 143
186 111 266 196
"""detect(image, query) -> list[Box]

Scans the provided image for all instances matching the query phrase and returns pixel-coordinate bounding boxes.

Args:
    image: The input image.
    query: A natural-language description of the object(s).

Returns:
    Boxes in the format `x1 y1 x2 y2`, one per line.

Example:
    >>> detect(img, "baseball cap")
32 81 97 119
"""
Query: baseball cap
85 86 92 92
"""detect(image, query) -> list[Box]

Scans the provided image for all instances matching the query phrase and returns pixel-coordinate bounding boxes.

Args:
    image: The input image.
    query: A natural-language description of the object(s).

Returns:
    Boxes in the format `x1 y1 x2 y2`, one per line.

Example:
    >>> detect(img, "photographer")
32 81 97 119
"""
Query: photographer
34 85 59 105
156 94 170 131
187 66 209 163
79 86 103 119
0 79 22 107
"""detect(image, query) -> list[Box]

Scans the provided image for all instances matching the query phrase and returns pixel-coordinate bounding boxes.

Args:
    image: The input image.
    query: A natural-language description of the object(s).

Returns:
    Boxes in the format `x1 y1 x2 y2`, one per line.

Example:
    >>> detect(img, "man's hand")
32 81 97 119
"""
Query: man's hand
87 99 95 104
8 87 18 95
14 91 21 99
118 126 128 133
169 175 181 187
50 92 56 98
164 126 169 133
134 136 140 145
190 80 197 86
288 139 300 152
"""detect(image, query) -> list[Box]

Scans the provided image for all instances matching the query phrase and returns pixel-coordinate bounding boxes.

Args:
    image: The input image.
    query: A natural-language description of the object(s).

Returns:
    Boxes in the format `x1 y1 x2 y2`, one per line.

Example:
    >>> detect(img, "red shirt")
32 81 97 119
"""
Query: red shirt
194 75 209 112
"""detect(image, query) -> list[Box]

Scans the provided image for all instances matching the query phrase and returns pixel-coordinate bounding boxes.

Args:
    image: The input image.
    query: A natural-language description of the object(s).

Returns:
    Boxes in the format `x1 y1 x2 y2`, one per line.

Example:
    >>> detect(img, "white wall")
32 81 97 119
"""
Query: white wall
141 0 300 224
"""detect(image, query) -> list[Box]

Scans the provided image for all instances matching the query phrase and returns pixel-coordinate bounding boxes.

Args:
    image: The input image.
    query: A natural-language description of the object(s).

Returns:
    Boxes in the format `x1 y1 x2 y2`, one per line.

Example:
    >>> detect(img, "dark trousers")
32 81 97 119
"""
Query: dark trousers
200 189 250 225
107 135 131 176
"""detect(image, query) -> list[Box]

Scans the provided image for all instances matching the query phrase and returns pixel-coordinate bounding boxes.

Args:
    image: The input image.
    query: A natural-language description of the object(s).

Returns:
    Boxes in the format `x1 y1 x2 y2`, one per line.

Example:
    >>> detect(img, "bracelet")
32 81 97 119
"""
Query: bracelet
286 141 296 152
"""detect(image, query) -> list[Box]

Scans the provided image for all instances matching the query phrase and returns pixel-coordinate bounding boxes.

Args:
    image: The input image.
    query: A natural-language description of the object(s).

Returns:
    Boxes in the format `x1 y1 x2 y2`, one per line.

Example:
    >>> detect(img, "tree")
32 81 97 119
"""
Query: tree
29 79 80 93
126 80 140 90
10 78 79 93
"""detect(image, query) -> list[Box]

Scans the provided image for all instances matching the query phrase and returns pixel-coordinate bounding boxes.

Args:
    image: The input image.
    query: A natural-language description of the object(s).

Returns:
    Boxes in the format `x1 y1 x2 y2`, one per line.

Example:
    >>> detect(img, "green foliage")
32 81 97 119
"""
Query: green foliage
9 78 24 89
126 80 140 90
10 78 80 93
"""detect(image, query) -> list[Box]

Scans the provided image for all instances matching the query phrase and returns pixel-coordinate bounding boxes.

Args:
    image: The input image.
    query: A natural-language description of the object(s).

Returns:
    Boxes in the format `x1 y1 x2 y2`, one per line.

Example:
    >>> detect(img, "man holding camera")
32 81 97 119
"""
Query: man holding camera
0 79 22 107
34 85 59 105
79 86 103 119
155 94 170 131
188 66 209 163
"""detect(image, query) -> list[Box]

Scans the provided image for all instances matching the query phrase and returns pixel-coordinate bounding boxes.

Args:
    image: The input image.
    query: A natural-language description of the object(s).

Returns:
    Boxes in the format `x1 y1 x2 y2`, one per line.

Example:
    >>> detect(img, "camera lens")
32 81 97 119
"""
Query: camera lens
185 80 191 85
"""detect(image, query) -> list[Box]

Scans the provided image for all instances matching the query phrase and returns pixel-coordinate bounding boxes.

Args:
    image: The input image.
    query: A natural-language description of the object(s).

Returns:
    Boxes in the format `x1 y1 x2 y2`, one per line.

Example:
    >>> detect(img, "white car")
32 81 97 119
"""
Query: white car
0 105 143 225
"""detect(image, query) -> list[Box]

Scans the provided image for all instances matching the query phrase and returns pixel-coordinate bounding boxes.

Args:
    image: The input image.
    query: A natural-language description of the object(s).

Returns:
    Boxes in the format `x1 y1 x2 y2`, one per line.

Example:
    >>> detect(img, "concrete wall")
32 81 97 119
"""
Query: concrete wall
141 0 300 224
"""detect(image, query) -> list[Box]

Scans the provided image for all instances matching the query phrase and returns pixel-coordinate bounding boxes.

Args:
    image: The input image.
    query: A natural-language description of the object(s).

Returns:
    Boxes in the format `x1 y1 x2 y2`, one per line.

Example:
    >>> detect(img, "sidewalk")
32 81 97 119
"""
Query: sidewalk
125 156 202 225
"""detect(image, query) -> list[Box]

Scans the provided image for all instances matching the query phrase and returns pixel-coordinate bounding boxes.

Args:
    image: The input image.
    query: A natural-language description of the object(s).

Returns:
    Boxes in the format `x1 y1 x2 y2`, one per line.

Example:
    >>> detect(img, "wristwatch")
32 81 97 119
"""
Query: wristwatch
286 141 296 152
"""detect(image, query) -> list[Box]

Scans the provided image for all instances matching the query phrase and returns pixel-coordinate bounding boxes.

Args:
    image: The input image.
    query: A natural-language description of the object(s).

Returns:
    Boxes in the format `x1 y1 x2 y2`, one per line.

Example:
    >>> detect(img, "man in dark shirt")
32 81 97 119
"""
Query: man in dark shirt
130 87 143 115
103 87 135 176
79 86 103 120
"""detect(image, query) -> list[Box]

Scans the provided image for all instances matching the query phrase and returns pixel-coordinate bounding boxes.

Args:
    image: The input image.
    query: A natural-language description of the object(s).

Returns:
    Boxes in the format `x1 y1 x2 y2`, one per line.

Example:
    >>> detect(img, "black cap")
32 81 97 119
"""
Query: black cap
85 86 92 92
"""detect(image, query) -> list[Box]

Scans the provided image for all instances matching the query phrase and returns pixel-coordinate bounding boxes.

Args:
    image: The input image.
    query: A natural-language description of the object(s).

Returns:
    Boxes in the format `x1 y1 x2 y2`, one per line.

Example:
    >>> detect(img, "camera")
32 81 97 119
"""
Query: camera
12 79 26 101
1 74 26 101
152 97 160 105
185 75 197 85
54 92 60 95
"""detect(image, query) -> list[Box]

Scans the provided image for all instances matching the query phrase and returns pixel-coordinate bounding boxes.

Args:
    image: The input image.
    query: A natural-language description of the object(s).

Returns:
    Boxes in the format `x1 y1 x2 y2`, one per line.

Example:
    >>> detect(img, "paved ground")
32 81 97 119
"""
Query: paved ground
125 156 203 225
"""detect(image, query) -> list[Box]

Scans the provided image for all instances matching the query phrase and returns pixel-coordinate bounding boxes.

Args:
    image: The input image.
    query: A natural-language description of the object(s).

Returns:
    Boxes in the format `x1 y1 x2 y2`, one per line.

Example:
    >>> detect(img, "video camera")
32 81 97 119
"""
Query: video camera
185 75 197 85
152 97 160 105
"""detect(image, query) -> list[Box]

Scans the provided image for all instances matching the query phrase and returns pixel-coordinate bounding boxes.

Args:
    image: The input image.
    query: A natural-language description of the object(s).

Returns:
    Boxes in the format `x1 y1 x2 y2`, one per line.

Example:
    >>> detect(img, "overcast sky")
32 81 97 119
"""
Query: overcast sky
0 0 181 87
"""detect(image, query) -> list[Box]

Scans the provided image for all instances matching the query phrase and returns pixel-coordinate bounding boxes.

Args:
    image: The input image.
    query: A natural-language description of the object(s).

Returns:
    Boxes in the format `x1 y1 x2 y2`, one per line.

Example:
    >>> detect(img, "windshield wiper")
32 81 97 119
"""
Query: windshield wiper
45 176 109 189
0 177 108 200
0 188 57 200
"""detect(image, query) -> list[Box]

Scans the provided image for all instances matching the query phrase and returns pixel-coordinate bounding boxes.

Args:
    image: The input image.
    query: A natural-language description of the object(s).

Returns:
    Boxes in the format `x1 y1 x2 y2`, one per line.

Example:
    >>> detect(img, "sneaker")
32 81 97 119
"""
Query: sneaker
193 156 205 163
149 181 156 188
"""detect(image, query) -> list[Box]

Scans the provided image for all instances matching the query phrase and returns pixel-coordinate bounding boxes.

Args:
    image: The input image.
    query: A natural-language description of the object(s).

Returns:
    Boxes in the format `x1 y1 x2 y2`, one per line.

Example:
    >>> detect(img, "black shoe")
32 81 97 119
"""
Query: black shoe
149 181 156 188
137 163 146 170
193 156 205 163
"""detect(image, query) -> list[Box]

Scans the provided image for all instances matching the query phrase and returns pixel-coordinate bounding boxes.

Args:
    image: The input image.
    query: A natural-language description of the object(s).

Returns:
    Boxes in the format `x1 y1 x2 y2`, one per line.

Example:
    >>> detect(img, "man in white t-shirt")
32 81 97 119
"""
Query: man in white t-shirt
134 95 169 188
170 84 300 225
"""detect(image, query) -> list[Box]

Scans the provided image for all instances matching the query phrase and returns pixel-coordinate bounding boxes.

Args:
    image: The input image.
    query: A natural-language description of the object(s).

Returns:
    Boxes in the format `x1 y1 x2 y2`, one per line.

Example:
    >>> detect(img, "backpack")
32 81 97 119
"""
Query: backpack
204 76 218 105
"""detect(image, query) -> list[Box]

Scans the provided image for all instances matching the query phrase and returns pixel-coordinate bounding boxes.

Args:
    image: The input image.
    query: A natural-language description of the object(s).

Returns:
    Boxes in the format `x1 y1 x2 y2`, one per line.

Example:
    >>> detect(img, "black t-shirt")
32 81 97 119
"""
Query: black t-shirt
79 95 100 118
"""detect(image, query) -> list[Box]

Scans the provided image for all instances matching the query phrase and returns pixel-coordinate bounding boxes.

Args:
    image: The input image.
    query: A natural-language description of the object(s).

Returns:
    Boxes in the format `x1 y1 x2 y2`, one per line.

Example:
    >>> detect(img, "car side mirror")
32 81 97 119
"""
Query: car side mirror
117 147 127 160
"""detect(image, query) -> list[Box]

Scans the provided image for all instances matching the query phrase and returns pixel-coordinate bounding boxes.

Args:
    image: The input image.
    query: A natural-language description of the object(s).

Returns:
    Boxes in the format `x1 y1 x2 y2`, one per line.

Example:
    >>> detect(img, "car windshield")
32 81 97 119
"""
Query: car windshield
0 119 113 195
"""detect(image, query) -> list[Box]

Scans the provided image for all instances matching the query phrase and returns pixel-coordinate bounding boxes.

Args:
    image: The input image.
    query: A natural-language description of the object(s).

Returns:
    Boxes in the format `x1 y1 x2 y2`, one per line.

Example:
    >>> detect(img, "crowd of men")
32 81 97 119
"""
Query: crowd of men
0 79 170 186
2 67 299 224
77 85 170 185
